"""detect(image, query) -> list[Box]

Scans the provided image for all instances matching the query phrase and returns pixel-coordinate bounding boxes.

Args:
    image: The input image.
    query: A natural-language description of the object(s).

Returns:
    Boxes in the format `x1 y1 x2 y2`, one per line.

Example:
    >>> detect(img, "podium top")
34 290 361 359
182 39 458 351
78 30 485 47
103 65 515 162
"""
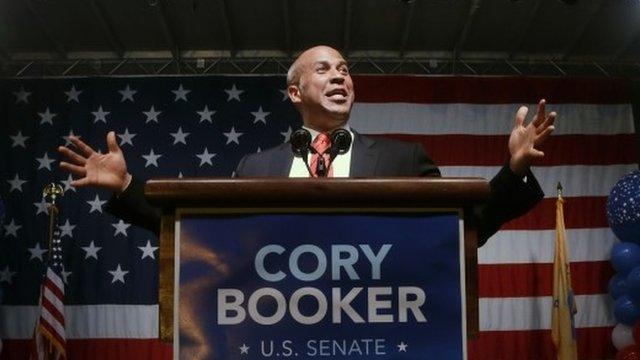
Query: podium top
145 177 490 209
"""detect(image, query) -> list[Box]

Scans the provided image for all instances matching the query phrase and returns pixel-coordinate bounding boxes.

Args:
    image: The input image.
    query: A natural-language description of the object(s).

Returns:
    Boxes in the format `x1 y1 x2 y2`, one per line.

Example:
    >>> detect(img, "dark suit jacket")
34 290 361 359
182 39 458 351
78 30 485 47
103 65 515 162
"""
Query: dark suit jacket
106 132 543 246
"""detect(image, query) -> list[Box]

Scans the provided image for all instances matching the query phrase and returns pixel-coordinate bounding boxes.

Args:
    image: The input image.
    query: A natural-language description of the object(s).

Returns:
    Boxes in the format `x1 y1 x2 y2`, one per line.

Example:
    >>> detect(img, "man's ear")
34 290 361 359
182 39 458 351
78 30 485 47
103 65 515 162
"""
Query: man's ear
288 84 302 105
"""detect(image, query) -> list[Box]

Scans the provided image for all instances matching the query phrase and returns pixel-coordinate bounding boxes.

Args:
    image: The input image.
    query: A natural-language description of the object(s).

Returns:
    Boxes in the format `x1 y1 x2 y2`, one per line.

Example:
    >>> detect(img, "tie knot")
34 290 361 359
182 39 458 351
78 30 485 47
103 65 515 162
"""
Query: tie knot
313 133 331 154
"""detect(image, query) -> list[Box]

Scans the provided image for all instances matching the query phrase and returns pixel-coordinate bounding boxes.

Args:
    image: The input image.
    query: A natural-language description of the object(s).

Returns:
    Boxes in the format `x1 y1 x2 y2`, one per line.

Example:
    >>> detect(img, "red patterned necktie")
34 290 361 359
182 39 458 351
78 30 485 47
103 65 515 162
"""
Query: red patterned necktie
310 132 332 177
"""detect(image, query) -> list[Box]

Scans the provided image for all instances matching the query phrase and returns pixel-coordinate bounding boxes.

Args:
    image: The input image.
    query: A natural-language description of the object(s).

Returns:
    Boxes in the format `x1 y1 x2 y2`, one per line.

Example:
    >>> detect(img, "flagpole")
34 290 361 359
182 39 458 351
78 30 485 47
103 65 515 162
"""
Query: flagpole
42 184 64 264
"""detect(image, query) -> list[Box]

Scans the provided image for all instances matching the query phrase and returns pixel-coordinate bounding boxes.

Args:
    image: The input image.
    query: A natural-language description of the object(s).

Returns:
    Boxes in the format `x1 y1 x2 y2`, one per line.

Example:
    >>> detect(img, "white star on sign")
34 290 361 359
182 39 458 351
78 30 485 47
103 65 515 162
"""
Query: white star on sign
119 84 137 102
224 84 243 101
143 105 162 123
10 131 29 148
108 264 129 284
251 106 270 124
62 129 80 146
59 219 76 238
197 105 216 123
28 242 47 262
397 342 408 352
223 127 243 145
279 88 289 101
172 84 190 102
112 219 131 237
280 126 292 142
138 240 159 260
239 344 250 354
0 266 17 284
35 152 55 171
61 266 72 284
4 219 22 237
33 198 49 215
142 149 162 167
117 128 137 146
61 174 77 193
170 126 190 145
86 194 107 213
7 174 27 192
82 240 102 260
13 86 31 104
92 105 110 123
38 107 57 125
196 148 216 166
64 85 82 103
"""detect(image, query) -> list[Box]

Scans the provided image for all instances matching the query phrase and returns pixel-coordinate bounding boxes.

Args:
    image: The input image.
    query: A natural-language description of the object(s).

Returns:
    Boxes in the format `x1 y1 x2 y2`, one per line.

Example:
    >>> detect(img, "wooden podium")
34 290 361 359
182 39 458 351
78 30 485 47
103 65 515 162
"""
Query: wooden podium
146 178 489 355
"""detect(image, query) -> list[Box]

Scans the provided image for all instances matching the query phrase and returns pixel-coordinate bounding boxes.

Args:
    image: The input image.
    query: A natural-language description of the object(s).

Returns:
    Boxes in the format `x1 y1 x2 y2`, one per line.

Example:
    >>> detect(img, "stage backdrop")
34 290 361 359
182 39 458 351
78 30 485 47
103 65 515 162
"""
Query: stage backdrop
0 75 637 359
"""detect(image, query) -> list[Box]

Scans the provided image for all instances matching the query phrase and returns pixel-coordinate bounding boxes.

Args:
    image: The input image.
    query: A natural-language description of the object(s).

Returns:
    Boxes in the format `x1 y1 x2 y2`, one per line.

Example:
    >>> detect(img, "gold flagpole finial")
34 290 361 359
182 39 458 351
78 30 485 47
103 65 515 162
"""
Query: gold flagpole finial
43 183 64 205
557 182 563 199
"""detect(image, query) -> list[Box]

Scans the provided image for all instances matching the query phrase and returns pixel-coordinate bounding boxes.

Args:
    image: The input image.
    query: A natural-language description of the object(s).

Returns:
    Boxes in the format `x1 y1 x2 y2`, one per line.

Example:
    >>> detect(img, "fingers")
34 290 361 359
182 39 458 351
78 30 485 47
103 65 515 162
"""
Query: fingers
538 111 557 132
106 131 121 154
57 146 86 166
532 99 546 127
515 106 528 128
68 135 96 158
535 125 555 145
70 177 92 187
59 161 87 177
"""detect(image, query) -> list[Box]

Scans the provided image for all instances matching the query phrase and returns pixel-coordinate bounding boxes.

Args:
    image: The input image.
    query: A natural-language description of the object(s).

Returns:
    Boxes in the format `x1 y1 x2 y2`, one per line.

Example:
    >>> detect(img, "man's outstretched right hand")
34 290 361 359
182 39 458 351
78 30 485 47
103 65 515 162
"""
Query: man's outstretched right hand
58 131 132 194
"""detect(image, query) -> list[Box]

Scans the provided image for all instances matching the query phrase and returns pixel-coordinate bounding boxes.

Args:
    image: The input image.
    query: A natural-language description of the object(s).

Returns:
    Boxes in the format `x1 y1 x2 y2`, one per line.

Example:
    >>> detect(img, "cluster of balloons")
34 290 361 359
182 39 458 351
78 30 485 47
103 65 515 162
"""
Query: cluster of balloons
608 171 640 359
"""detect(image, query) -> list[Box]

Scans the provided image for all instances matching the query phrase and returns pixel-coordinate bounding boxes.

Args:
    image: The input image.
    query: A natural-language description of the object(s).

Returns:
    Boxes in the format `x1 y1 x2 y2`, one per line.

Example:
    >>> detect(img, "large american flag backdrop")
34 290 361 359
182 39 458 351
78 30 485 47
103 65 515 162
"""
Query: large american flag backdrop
0 75 637 359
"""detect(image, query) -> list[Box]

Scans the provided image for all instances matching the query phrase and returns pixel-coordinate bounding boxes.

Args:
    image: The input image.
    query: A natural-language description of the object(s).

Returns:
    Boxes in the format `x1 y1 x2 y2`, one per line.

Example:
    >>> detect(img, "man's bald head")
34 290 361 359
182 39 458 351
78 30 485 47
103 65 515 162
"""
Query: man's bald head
286 46 346 86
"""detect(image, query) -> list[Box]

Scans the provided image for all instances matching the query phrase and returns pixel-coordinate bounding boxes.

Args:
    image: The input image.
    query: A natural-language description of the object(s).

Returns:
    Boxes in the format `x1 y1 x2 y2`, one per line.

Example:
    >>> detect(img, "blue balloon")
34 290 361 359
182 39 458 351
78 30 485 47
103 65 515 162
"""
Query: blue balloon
614 295 640 325
628 267 640 300
608 171 640 243
611 273 630 299
612 242 640 275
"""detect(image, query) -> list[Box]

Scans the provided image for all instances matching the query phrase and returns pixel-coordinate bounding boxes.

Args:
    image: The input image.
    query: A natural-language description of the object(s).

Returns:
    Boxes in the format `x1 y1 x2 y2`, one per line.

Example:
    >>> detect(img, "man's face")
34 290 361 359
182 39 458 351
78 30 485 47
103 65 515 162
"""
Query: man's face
289 47 355 131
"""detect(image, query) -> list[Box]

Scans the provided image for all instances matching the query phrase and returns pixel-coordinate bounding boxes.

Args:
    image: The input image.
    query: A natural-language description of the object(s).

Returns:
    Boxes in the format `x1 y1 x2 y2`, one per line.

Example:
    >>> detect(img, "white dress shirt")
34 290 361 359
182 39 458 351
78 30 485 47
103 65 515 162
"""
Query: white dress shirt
289 125 354 178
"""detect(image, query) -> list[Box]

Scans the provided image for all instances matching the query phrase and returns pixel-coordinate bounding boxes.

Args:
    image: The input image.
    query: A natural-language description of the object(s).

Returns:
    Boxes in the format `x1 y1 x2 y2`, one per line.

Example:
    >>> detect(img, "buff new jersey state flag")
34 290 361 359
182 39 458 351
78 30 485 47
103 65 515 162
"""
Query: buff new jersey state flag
551 194 578 360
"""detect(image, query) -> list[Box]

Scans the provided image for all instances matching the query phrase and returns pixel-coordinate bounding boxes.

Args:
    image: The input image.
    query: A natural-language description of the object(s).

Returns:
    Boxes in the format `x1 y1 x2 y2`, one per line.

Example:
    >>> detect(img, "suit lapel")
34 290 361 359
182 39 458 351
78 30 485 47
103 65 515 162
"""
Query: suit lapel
267 143 294 176
350 132 379 177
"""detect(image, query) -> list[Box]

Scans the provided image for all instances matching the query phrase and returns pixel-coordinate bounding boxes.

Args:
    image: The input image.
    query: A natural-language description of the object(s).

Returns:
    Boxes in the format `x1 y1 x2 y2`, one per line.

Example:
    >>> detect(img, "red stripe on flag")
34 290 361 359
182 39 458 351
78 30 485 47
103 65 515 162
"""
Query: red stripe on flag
376 134 637 166
479 261 613 297
501 197 608 230
1 339 172 360
42 295 65 327
467 327 615 360
43 276 64 299
353 76 632 104
39 318 66 348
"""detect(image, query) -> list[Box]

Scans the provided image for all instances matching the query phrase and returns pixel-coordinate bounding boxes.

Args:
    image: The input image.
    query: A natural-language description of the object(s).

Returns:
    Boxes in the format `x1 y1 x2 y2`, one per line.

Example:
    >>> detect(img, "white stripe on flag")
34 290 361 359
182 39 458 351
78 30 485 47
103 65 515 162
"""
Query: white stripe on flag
43 287 64 313
40 306 66 339
440 164 638 198
479 228 617 264
0 304 158 339
46 268 65 294
351 103 634 135
479 294 613 331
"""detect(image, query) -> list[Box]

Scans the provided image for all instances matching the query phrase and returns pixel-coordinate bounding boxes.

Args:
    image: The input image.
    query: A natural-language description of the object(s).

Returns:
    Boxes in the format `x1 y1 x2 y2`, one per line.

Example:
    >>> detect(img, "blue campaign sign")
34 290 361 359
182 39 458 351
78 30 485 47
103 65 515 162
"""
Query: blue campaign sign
177 212 466 359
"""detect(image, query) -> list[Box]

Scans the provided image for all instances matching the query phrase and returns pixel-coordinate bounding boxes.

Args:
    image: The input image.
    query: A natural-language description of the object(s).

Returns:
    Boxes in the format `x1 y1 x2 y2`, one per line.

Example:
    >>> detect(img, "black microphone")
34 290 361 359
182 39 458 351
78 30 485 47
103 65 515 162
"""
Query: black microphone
329 129 352 162
290 129 315 176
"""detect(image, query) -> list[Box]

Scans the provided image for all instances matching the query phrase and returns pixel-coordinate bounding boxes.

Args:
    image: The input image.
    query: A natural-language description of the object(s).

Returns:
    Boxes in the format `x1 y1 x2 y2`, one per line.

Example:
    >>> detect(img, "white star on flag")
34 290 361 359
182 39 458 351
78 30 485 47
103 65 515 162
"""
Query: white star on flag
61 174 77 193
279 88 289 101
225 84 243 101
59 219 76 238
239 344 250 354
397 342 408 352
82 241 102 260
13 86 31 104
172 84 190 101
251 106 270 124
4 219 22 237
92 105 110 123
108 264 129 284
223 127 243 145
7 174 27 192
197 105 216 123
170 126 190 145
117 128 137 146
62 129 80 146
10 131 29 148
33 198 49 216
28 242 48 262
35 152 55 171
86 194 107 213
138 240 159 260
61 266 72 284
112 220 131 237
142 149 162 167
196 148 216 166
119 84 137 102
38 107 57 125
281 126 292 142
64 85 82 103
143 105 162 123
0 266 17 284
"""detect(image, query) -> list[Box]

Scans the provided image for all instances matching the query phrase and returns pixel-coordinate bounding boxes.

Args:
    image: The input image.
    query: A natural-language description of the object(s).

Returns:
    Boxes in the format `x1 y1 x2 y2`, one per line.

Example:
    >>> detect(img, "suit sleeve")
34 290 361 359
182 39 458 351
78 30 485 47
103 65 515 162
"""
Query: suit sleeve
105 176 161 237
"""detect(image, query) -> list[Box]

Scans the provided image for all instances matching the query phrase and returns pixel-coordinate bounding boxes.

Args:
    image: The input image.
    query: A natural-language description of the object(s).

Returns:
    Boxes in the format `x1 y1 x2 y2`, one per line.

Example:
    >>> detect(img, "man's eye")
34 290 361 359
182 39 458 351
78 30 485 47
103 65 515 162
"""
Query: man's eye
316 68 327 73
